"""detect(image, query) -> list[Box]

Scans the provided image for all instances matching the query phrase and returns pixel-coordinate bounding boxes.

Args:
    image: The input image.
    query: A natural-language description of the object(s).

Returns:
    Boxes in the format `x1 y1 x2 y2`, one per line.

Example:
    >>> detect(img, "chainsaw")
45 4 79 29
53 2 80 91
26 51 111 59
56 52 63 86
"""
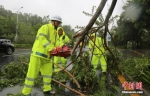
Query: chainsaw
50 45 71 58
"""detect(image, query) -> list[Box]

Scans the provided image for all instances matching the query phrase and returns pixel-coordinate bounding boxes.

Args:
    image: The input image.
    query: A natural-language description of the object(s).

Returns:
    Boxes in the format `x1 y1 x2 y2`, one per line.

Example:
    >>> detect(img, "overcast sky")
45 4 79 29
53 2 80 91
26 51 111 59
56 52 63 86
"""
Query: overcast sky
0 0 127 29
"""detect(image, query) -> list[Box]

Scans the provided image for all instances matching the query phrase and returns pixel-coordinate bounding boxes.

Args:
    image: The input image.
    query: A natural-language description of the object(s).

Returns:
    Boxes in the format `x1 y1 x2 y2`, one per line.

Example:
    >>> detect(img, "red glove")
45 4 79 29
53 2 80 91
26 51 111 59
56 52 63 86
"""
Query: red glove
49 46 62 56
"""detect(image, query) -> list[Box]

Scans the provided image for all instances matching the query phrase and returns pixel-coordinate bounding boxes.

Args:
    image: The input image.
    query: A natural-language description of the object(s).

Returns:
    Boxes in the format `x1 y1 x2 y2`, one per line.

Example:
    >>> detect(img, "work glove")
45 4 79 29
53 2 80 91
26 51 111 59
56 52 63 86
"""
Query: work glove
49 46 63 56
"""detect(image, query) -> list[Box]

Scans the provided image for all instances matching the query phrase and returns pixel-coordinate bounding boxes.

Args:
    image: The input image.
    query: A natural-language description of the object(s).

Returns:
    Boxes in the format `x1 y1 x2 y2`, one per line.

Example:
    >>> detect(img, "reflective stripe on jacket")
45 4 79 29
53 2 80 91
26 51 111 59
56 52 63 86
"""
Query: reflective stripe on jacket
31 23 58 59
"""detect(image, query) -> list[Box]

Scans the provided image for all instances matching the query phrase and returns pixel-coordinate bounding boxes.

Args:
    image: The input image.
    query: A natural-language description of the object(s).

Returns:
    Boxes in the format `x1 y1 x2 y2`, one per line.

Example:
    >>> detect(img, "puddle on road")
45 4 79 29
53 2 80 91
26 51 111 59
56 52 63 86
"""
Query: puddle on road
0 54 22 69
0 55 15 68
0 85 44 96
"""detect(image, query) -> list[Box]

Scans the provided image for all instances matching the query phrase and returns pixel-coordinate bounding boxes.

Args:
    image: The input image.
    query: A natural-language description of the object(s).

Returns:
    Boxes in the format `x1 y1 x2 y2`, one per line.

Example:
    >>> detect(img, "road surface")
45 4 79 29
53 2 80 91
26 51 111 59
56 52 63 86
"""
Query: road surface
0 48 31 68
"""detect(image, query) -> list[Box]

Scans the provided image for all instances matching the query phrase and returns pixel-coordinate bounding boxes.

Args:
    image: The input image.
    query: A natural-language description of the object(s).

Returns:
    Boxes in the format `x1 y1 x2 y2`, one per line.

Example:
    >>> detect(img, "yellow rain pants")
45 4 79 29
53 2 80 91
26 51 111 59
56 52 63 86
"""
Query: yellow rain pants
22 55 53 95
91 54 107 72
54 56 67 72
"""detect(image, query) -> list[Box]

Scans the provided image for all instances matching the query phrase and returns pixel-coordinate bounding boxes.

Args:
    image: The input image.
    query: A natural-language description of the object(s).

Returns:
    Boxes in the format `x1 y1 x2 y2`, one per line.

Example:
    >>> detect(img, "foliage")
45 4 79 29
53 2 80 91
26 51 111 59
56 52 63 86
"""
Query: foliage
0 55 43 91
119 57 150 90
69 46 150 95
52 71 71 83
69 50 122 95
115 0 150 49
106 47 123 76
0 15 16 40
0 50 150 95
14 44 33 48
0 56 27 90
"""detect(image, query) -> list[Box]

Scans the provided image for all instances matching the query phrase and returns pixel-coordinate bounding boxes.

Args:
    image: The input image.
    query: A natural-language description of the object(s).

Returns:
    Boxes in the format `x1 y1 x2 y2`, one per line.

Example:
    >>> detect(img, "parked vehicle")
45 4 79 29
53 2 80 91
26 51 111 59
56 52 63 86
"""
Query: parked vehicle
0 39 15 55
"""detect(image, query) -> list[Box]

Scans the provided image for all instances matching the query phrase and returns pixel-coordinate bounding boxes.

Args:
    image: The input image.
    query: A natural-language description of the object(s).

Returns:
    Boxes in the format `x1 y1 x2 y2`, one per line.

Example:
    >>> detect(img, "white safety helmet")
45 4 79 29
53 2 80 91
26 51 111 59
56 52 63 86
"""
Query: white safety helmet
50 15 62 23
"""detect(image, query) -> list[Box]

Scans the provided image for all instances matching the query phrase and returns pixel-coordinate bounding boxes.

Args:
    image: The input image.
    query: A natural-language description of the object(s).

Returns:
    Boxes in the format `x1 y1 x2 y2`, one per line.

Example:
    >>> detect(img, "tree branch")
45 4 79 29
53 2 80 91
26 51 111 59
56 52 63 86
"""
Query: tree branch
71 0 107 54
104 0 117 24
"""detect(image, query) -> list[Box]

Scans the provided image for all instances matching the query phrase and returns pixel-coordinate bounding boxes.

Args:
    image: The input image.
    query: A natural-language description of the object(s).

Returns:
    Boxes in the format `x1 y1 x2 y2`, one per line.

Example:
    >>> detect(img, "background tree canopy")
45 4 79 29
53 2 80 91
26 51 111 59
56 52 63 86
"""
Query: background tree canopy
0 5 75 44
114 0 150 49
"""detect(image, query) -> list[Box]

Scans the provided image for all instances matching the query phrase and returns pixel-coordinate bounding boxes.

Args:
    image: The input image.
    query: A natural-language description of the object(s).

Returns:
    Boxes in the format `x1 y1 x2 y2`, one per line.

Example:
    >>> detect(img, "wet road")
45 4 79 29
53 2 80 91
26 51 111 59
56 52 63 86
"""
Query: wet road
0 48 31 68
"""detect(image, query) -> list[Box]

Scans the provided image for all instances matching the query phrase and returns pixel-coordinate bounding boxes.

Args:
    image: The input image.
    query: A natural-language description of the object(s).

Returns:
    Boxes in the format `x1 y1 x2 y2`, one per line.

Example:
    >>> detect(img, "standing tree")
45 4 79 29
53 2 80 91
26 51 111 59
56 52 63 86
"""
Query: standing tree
115 0 150 49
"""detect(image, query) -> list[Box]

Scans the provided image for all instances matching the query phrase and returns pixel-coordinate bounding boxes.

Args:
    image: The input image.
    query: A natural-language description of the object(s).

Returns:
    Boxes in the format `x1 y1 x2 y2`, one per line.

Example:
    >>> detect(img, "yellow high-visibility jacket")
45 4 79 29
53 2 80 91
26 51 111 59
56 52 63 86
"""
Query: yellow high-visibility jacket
53 27 70 72
56 28 70 46
32 23 58 59
88 37 105 54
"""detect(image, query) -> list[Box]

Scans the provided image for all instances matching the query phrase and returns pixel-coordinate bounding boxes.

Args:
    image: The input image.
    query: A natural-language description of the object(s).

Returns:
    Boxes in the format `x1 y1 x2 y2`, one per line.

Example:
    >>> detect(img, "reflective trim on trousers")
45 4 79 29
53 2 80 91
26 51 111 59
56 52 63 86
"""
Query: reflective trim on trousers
42 75 51 78
24 77 35 88
24 84 33 88
26 77 34 81
42 75 52 92
43 82 51 85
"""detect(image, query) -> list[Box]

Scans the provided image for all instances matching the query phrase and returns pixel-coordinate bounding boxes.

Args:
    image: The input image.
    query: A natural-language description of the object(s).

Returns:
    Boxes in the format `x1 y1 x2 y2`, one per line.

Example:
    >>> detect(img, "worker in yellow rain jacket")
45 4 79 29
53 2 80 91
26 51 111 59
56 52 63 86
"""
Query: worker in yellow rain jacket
88 33 107 90
22 15 62 96
54 27 70 72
